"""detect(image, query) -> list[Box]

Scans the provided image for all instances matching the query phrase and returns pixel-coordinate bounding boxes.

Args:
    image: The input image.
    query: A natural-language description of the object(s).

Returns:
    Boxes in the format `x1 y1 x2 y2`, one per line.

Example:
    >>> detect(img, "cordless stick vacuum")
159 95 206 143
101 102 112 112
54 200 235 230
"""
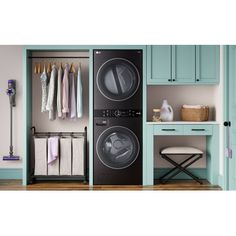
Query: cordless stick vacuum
3 80 20 161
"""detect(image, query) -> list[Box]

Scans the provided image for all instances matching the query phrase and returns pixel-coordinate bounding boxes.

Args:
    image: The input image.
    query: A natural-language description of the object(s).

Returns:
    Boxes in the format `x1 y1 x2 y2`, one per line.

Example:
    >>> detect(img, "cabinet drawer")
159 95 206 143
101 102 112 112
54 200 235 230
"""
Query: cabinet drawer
154 125 183 135
184 125 213 135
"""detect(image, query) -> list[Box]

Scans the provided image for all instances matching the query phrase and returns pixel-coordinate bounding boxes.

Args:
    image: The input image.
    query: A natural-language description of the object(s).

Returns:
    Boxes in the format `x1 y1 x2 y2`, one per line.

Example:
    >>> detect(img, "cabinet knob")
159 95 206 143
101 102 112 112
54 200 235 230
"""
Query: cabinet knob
168 79 171 82
224 121 231 127
196 79 200 82
173 79 176 81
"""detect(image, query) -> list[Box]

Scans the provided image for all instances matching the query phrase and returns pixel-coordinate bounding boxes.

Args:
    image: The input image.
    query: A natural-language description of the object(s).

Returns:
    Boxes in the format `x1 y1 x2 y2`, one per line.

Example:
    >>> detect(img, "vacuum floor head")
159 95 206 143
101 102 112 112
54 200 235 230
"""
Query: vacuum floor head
3 155 20 161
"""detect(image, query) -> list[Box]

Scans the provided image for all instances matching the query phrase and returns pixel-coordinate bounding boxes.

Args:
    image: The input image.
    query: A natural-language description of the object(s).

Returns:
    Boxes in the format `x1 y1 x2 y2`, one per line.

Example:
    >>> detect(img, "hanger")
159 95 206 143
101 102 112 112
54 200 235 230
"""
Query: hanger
43 63 46 73
37 63 41 74
34 63 38 74
70 63 76 73
47 62 52 74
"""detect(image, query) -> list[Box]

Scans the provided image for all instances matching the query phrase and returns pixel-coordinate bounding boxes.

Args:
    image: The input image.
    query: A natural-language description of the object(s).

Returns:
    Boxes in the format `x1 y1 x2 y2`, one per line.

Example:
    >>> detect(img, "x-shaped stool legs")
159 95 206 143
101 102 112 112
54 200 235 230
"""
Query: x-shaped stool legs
159 153 203 184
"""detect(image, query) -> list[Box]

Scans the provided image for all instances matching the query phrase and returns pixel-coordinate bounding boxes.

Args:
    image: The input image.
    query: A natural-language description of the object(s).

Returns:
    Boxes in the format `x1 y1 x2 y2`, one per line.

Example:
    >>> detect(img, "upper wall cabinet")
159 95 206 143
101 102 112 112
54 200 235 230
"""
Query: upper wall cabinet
147 45 220 85
196 45 220 84
174 45 196 83
149 45 172 83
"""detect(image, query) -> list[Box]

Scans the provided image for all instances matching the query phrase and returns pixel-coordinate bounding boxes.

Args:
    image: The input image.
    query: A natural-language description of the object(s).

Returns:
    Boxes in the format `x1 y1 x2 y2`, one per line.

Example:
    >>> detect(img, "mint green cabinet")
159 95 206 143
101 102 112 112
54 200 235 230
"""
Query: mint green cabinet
147 45 220 85
225 45 236 190
173 45 196 83
196 45 220 84
147 45 172 83
144 123 219 186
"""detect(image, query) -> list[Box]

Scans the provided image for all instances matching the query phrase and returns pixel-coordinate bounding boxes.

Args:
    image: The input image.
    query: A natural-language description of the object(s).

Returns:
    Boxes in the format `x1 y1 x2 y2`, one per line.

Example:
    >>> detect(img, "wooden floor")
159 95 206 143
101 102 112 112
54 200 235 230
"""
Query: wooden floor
0 179 221 191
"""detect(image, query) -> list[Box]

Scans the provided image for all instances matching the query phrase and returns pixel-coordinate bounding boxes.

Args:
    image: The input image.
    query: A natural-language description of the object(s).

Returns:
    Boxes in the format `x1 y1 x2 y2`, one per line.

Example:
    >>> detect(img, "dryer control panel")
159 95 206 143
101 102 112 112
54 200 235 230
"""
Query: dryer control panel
94 109 142 118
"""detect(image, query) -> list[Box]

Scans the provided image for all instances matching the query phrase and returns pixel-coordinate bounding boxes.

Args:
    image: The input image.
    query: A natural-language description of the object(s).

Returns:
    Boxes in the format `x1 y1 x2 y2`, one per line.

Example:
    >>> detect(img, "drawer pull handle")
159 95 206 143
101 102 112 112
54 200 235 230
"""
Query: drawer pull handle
162 129 176 131
191 129 205 131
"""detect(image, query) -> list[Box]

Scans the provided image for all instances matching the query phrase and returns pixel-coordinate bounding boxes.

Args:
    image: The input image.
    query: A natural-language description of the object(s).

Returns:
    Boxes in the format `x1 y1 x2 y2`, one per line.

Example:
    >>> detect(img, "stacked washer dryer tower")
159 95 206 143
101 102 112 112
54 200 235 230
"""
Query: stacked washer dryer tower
93 50 143 185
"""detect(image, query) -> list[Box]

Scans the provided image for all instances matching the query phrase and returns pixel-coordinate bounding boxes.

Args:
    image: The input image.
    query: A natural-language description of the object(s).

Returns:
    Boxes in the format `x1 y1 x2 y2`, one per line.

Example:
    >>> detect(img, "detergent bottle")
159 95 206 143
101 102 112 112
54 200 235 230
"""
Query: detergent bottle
160 99 174 122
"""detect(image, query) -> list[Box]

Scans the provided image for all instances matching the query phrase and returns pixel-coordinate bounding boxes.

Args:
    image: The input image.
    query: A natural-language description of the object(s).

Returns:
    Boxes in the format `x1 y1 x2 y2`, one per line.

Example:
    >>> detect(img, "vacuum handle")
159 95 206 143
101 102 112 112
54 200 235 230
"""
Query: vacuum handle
9 103 13 156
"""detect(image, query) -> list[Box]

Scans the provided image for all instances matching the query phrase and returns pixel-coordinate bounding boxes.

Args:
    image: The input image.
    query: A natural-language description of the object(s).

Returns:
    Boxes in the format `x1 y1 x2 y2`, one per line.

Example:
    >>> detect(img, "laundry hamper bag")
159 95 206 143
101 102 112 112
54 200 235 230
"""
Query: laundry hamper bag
72 137 85 175
60 137 72 175
34 138 47 175
48 157 59 175
181 106 209 121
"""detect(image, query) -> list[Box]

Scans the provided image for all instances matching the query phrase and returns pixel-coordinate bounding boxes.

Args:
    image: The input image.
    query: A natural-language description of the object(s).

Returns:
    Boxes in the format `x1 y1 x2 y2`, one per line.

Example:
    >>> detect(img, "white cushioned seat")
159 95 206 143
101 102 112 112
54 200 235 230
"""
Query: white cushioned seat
161 146 203 155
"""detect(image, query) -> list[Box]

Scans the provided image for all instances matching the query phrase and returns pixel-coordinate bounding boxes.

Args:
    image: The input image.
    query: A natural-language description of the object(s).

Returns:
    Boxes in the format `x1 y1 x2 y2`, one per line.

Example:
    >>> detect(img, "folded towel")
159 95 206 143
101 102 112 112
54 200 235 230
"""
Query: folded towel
48 137 59 164
183 104 206 109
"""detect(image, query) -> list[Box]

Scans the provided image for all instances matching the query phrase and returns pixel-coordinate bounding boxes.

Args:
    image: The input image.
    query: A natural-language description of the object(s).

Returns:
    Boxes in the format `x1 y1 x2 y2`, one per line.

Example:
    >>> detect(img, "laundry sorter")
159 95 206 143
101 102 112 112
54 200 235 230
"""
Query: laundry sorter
30 126 87 183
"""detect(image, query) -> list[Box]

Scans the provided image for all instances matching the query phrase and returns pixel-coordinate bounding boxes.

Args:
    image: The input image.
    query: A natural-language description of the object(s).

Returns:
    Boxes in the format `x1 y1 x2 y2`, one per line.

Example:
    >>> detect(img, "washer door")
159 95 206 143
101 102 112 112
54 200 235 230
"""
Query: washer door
96 126 140 169
96 58 140 101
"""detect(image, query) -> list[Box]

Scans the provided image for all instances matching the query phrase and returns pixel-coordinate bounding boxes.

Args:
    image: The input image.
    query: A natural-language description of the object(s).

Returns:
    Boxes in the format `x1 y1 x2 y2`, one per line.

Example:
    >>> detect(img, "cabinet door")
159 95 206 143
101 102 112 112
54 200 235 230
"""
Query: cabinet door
227 46 236 190
147 45 172 84
196 45 220 84
173 45 196 83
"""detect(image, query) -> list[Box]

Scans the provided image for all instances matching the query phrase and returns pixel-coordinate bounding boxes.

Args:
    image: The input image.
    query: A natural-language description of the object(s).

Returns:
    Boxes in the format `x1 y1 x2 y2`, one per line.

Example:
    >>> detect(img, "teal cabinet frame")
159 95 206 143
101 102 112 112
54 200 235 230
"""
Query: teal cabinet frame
23 45 147 186
224 45 236 190
143 124 220 186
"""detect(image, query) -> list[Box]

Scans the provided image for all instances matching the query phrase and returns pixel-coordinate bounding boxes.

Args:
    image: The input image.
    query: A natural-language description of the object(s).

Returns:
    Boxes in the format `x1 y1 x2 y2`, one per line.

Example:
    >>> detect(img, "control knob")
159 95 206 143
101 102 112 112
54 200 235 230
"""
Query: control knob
114 110 121 117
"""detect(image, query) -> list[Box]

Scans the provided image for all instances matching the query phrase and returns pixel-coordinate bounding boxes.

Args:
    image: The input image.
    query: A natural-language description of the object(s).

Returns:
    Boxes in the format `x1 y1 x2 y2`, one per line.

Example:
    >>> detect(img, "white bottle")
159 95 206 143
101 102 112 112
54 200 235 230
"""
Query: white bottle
160 99 174 122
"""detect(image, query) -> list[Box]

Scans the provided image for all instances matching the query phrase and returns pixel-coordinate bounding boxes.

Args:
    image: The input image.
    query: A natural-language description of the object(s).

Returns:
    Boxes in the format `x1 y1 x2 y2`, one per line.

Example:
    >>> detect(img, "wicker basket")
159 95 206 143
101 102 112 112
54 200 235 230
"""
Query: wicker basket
181 106 209 121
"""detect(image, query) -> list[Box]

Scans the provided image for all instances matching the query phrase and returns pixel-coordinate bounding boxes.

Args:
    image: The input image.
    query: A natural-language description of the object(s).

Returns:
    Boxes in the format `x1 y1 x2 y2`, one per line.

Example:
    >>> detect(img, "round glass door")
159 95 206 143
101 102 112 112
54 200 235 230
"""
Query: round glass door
96 58 140 101
96 126 140 169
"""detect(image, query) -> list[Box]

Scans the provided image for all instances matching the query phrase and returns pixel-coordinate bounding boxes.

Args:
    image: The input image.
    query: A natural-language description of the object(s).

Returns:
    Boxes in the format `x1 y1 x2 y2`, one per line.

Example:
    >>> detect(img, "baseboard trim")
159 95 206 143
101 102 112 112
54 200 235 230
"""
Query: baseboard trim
0 168 22 179
154 168 207 180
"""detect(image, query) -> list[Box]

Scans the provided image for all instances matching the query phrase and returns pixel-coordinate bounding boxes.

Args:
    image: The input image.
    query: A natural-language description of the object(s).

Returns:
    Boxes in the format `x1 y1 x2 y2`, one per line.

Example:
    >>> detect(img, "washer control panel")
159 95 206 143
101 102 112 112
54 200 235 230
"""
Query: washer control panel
94 109 142 118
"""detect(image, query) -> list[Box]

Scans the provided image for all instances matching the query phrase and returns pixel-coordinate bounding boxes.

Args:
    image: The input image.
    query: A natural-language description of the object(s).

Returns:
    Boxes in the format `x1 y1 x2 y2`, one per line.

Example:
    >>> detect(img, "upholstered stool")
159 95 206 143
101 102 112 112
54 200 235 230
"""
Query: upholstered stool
159 147 203 184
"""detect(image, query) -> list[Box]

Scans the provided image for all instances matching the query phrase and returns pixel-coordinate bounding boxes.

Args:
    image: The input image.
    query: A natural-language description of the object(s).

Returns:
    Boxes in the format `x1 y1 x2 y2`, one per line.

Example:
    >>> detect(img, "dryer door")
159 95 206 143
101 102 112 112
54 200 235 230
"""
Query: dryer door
96 126 140 169
96 58 140 101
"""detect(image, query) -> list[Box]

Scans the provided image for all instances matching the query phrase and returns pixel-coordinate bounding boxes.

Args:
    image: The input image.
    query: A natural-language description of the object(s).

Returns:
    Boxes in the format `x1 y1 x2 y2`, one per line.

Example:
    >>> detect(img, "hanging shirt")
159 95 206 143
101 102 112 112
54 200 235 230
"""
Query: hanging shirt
57 67 63 118
69 71 76 119
46 64 57 121
77 64 83 118
62 63 70 117
40 66 48 113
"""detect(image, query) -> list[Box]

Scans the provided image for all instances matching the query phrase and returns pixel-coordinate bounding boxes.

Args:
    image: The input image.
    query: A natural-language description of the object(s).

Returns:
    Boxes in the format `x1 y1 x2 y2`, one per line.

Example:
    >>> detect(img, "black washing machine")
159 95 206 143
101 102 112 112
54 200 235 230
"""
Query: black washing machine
93 50 142 185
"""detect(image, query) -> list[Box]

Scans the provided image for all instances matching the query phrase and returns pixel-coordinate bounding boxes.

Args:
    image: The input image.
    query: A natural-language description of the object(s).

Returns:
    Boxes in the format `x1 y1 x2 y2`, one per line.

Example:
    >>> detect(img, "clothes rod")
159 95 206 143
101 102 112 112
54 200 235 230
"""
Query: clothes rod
28 56 89 59
31 126 87 136
32 132 86 138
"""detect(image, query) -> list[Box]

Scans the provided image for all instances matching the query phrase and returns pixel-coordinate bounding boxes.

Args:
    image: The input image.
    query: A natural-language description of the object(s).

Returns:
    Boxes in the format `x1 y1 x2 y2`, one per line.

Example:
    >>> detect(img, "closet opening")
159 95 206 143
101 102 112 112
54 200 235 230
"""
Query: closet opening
27 50 89 184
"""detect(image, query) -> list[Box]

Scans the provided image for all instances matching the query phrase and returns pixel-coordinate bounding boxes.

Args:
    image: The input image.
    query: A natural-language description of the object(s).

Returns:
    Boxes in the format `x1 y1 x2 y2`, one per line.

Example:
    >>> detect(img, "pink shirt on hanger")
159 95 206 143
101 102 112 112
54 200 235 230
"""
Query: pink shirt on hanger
62 63 70 116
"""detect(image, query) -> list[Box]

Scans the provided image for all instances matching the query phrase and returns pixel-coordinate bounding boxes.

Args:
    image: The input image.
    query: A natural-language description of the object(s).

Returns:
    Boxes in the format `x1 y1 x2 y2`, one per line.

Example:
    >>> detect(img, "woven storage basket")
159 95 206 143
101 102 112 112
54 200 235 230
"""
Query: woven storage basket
181 106 209 121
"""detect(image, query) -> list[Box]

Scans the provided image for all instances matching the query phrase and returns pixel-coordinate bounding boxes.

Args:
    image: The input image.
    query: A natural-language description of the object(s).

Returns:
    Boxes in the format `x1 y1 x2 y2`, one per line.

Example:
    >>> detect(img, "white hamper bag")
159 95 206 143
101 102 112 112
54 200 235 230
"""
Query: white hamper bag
48 158 59 175
72 137 84 175
47 137 59 175
34 138 47 175
60 137 72 175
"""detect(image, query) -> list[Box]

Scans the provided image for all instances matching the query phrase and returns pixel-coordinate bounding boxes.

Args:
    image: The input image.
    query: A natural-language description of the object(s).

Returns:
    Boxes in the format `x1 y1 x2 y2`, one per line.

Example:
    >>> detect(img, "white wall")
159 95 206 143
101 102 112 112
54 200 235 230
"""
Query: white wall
0 45 23 168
